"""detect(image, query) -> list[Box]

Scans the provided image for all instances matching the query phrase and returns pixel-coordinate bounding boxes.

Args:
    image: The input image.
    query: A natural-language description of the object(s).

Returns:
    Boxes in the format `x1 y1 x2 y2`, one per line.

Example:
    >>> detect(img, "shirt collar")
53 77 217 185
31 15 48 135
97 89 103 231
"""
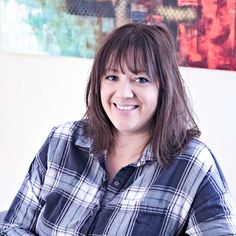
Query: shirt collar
129 144 156 167
73 125 156 167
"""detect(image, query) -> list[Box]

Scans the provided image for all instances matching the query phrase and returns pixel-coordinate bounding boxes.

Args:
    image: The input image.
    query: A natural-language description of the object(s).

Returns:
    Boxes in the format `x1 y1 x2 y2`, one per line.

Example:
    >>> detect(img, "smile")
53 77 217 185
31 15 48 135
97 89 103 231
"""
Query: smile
114 104 139 111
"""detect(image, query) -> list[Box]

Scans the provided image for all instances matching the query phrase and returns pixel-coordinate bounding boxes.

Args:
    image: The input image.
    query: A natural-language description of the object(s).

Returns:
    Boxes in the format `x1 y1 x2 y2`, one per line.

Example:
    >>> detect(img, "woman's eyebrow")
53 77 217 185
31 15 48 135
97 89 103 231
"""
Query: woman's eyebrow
134 71 149 77
104 70 118 76
104 67 148 76
105 66 119 72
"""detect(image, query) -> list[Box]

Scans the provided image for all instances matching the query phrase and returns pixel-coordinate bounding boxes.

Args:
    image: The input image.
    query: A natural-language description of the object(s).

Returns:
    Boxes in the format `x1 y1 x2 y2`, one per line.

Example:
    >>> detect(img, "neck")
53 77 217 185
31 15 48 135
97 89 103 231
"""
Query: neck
112 131 150 161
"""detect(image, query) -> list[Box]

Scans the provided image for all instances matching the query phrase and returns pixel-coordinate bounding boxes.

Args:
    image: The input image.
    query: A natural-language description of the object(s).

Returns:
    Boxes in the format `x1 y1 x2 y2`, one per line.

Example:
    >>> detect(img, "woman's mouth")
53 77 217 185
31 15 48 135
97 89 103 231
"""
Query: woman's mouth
114 103 139 111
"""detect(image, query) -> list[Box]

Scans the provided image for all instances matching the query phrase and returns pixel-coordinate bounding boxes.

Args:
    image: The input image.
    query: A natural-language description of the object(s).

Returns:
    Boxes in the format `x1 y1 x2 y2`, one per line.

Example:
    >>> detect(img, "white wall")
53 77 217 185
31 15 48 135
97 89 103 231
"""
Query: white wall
0 7 236 212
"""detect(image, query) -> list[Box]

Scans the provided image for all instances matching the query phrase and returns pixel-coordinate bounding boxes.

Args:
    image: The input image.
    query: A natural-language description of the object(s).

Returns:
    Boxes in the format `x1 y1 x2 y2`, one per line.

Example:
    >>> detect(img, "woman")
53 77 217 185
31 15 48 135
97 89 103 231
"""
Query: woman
1 23 236 235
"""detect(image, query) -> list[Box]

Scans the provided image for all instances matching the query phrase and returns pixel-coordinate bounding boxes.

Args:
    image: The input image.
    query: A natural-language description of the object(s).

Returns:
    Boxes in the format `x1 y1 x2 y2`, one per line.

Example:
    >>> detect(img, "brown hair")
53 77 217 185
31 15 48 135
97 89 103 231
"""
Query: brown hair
84 23 200 166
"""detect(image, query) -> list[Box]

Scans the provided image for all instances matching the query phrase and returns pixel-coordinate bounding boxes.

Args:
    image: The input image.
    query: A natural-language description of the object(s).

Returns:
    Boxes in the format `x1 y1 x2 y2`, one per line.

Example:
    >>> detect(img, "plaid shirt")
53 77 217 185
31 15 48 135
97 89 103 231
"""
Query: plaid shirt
1 120 236 236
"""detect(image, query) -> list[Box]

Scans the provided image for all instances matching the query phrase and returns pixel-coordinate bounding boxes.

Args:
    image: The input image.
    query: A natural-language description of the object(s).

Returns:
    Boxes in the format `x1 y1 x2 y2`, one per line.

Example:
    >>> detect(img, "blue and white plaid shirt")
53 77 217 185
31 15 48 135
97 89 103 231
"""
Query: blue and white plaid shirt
1 120 236 235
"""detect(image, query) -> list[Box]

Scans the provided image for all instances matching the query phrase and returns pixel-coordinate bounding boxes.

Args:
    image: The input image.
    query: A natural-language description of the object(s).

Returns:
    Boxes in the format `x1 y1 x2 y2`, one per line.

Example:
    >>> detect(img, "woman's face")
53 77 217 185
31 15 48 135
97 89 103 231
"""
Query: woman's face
100 64 158 136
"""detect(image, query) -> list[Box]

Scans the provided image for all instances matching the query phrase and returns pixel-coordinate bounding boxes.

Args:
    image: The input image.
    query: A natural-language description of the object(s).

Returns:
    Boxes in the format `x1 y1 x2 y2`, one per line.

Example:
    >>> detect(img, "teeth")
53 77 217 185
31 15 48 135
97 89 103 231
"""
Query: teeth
116 104 137 111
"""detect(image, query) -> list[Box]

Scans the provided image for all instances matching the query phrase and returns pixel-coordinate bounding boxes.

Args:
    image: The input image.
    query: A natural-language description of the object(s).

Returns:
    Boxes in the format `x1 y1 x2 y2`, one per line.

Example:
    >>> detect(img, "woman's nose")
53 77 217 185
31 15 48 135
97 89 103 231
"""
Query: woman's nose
116 80 134 99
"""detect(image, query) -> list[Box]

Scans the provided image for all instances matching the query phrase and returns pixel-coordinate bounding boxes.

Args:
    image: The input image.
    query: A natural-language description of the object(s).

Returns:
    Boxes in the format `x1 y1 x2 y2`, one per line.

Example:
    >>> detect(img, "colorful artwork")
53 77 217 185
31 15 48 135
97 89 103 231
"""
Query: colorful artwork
1 0 114 57
1 0 236 71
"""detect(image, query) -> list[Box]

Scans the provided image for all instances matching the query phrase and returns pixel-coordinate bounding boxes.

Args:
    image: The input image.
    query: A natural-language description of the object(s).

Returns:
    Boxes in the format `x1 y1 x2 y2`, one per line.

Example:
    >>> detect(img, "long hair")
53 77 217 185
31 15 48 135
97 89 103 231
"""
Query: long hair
84 23 200 166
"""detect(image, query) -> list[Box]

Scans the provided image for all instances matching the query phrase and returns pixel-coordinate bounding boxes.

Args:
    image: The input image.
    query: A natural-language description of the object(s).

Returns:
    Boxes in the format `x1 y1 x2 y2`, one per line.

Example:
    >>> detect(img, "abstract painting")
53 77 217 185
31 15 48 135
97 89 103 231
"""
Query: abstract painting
1 0 236 71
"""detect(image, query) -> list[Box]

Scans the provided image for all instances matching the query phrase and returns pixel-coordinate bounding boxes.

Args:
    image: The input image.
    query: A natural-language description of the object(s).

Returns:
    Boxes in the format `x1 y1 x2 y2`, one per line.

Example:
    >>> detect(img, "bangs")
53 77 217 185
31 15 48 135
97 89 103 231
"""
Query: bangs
100 32 157 81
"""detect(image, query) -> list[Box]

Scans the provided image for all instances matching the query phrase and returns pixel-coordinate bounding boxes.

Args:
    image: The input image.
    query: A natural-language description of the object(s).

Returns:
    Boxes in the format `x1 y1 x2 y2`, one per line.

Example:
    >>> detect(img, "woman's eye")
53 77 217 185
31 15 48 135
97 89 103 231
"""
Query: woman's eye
135 77 150 84
105 75 118 81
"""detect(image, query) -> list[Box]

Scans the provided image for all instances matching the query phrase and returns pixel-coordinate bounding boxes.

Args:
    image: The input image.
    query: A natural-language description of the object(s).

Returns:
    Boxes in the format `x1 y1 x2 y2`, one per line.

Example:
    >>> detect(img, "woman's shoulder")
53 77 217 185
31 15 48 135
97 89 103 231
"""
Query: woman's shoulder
177 139 218 173
49 119 92 148
51 119 87 134
173 139 230 197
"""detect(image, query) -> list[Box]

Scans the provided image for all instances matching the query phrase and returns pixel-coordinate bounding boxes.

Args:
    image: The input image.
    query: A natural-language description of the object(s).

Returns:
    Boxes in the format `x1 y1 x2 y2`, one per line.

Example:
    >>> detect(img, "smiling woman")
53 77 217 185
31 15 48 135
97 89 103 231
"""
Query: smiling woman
86 23 200 167
1 23 236 236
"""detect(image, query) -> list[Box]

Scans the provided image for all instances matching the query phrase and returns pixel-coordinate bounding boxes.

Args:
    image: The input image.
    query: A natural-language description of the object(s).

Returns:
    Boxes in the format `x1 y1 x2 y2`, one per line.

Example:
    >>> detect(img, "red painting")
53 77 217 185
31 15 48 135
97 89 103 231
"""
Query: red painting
176 0 236 70
129 0 236 71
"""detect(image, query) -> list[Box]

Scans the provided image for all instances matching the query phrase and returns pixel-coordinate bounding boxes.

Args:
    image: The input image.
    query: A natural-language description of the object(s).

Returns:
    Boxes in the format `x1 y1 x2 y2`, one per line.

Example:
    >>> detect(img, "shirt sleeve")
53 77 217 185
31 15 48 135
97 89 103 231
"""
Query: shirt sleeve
0 128 55 235
185 150 236 235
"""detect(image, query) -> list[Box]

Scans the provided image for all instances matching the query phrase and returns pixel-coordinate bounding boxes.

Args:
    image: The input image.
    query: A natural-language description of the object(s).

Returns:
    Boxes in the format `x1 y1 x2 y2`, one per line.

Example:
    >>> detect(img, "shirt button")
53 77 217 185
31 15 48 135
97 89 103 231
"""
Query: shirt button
114 180 120 187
